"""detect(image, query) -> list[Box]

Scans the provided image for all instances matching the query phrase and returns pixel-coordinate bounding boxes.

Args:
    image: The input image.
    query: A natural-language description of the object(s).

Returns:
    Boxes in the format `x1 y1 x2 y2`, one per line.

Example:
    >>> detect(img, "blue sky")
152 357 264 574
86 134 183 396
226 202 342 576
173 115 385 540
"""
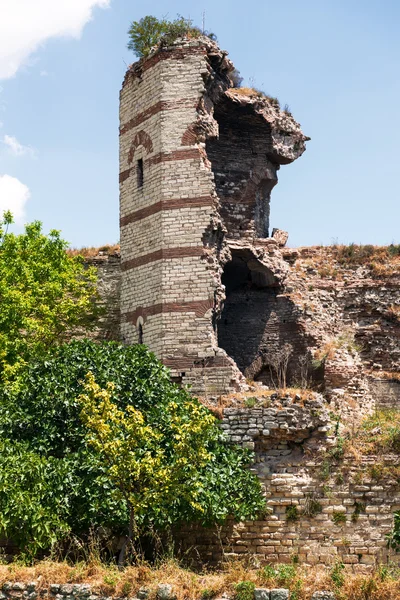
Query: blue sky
0 0 399 248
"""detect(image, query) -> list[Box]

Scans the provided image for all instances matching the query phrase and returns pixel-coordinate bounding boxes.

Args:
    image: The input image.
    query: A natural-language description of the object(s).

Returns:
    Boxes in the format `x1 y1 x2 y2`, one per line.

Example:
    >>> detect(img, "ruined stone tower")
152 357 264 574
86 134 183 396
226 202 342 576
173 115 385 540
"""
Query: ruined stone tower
119 37 308 395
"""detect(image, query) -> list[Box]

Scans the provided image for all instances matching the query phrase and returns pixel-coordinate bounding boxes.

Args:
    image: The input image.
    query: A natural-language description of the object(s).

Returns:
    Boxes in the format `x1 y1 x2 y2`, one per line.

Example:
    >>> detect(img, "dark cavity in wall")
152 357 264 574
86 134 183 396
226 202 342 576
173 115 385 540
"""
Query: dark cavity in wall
206 95 278 239
217 250 310 386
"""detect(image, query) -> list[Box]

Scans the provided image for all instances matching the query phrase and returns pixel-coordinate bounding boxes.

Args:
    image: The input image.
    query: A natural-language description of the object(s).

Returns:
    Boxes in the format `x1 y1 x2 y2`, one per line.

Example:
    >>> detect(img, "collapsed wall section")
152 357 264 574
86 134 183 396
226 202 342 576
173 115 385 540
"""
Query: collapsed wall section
119 37 308 395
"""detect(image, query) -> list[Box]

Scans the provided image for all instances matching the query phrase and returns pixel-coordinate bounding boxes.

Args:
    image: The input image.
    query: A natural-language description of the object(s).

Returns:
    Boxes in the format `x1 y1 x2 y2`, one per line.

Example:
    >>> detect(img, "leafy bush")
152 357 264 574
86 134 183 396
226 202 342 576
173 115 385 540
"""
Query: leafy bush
0 340 265 556
127 15 216 58
0 212 99 380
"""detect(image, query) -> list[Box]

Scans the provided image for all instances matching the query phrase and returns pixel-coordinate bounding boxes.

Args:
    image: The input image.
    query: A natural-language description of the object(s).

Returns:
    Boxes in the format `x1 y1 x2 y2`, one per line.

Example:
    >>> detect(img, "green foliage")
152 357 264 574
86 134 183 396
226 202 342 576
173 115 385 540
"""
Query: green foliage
0 440 71 556
351 501 366 523
285 505 299 522
387 511 400 551
244 397 257 408
0 340 265 556
0 212 99 379
330 561 345 588
332 511 346 525
234 581 255 600
127 16 169 58
127 15 216 58
260 564 301 598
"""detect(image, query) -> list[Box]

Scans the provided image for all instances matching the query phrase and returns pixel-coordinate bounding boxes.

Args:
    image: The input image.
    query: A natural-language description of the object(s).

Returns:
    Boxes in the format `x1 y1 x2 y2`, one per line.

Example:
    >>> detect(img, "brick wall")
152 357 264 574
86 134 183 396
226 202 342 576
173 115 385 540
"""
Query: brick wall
176 399 400 568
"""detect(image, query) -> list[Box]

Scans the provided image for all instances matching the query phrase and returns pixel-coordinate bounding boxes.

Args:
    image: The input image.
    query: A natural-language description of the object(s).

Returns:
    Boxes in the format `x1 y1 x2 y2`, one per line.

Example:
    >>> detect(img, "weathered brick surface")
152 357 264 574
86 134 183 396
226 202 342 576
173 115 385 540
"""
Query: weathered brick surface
119 37 308 395
175 400 400 568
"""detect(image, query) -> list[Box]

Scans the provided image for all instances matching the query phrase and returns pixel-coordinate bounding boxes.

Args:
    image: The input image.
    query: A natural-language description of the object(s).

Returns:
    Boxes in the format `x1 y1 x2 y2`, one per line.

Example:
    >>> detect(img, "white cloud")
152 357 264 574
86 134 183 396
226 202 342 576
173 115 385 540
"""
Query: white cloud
0 174 30 223
40 70 49 77
3 134 35 157
0 0 111 80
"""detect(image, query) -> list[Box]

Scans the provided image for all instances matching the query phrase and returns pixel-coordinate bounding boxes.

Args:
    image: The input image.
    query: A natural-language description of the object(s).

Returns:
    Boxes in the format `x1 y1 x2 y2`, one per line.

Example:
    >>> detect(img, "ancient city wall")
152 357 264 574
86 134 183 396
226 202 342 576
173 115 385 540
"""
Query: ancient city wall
175 397 400 568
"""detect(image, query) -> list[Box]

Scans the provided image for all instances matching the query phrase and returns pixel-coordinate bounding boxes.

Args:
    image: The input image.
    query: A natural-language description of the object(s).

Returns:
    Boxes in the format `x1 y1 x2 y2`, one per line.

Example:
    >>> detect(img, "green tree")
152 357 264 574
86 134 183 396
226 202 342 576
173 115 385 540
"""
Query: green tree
0 212 99 378
127 15 215 59
0 341 265 558
79 372 218 564
127 16 169 58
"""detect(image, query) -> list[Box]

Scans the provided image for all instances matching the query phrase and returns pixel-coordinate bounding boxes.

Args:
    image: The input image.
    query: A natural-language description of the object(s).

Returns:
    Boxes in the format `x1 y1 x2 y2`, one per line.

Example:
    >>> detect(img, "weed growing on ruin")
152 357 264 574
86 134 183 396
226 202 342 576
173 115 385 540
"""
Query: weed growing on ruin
330 561 345 588
386 304 400 323
260 564 302 598
244 397 257 408
351 501 366 522
332 511 347 525
303 494 323 518
387 511 400 551
359 409 400 454
285 505 299 522
127 15 216 58
234 581 255 600
200 589 216 600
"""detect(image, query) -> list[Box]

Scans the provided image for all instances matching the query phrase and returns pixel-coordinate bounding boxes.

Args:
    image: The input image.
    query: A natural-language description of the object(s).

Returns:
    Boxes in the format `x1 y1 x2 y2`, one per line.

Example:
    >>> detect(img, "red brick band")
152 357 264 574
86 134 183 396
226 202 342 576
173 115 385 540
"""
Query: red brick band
123 298 213 323
146 148 201 166
120 196 215 227
121 246 204 271
120 98 198 136
164 355 231 370
119 148 202 183
122 47 207 88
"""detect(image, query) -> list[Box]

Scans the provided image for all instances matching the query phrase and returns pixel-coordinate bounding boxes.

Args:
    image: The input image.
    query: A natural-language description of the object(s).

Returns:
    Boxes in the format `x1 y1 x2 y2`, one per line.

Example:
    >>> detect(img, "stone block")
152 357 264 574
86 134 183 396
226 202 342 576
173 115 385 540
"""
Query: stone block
311 593 336 600
270 590 289 600
157 585 174 600
254 589 270 600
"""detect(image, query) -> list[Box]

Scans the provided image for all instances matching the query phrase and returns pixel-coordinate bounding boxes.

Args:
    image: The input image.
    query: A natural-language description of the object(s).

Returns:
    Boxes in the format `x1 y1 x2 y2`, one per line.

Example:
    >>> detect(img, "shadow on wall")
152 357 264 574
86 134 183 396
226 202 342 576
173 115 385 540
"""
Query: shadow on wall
205 97 277 239
217 249 310 386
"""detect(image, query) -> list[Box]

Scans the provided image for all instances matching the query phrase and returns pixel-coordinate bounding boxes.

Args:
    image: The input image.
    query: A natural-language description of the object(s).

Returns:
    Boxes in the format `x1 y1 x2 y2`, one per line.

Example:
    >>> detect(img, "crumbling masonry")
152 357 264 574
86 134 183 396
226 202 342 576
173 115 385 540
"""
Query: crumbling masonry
115 36 400 568
119 37 309 395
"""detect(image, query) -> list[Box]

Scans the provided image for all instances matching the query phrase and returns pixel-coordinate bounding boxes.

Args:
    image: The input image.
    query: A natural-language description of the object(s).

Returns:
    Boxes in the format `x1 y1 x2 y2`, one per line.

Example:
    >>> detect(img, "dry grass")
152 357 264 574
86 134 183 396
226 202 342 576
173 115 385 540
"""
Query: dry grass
201 386 318 417
369 370 400 383
296 244 400 280
228 88 280 107
313 329 362 365
67 244 120 258
3 559 400 599
355 409 400 456
386 305 400 323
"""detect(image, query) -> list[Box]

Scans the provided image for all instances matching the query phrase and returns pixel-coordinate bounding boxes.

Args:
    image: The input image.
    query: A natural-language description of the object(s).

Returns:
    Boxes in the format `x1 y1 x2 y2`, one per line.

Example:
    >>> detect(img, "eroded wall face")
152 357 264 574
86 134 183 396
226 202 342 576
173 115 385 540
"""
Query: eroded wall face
206 100 277 240
218 287 309 383
175 403 400 568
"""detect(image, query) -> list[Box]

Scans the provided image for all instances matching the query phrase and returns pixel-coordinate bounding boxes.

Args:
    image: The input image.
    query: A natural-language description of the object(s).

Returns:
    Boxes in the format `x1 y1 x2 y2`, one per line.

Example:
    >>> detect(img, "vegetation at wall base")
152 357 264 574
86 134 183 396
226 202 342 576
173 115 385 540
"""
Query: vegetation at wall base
2 559 400 600
0 340 264 559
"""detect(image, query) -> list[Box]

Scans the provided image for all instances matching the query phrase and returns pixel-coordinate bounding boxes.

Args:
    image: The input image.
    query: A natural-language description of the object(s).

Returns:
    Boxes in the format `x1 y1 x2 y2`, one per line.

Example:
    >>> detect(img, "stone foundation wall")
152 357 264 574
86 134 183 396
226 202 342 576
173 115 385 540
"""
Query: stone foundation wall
0 582 336 600
176 401 400 568
83 253 121 343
